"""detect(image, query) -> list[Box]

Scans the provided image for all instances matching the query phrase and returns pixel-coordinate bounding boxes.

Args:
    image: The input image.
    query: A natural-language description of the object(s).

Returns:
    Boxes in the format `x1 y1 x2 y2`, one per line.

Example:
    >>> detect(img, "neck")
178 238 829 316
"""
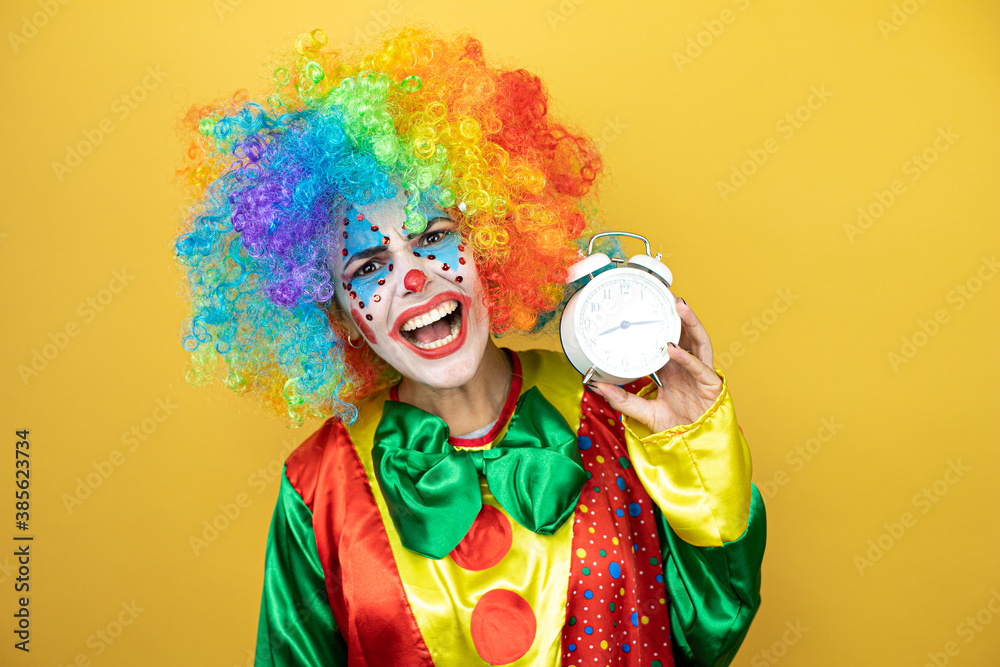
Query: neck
396 340 512 436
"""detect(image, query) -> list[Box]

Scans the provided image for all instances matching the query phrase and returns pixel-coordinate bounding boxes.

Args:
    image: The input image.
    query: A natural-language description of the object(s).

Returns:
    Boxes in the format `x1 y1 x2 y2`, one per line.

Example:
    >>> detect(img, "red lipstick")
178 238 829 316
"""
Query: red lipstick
389 291 470 360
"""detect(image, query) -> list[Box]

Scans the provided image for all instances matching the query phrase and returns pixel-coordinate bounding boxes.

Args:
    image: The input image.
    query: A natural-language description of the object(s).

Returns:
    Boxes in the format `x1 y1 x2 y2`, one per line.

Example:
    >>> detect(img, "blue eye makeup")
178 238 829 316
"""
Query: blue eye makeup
339 207 391 312
338 201 469 316
415 227 461 272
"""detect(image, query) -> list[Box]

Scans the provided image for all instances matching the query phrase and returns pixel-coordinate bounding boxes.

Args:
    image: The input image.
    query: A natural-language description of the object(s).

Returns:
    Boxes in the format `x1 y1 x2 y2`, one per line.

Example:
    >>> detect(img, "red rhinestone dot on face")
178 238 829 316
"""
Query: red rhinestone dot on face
442 264 450 271
427 255 436 260
382 236 390 245
341 248 348 256
342 231 348 238
459 257 466 265
349 291 357 299
388 264 394 271
377 279 385 286
413 252 421 257
343 217 349 225
456 276 464 283
458 244 465 251
366 314 373 321
356 213 364 221
373 294 381 302
371 225 379 232
358 301 365 309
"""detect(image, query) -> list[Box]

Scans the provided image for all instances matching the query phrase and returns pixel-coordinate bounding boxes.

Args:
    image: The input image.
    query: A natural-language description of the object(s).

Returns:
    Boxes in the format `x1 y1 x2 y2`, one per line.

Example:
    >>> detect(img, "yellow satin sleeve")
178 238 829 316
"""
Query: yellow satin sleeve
622 369 752 548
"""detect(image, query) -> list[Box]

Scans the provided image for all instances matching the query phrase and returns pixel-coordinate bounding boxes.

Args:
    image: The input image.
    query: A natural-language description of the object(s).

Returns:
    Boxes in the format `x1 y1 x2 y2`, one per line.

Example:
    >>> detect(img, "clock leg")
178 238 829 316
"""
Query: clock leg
582 367 596 385
649 373 662 387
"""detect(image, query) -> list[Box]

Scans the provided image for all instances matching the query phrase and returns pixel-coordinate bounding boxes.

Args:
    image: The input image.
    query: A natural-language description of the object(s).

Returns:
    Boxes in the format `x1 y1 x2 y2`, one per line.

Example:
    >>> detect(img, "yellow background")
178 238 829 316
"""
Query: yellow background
1 0 998 665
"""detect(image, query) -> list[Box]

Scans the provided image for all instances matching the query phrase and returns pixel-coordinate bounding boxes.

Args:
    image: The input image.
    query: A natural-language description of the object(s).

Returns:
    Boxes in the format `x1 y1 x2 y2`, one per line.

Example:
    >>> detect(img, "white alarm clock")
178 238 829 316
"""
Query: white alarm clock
559 232 682 385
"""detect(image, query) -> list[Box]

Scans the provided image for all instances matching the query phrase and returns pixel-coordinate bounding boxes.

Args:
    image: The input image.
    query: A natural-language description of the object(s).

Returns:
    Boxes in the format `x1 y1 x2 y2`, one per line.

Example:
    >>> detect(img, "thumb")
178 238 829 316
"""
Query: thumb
589 382 656 431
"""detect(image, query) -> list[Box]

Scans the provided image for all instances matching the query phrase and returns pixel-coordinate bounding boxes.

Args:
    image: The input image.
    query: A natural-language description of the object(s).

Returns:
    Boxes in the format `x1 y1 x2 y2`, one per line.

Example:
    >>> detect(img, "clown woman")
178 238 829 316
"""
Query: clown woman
174 25 765 667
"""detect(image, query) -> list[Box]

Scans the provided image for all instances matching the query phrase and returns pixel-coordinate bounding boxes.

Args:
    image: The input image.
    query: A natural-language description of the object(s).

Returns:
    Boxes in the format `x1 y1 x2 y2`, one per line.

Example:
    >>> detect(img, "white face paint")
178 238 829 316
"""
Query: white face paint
331 190 492 390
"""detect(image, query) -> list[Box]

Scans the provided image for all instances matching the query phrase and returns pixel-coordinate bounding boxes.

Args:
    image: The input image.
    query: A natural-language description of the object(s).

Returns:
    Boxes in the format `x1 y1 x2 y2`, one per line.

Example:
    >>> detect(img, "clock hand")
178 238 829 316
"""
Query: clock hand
598 320 664 336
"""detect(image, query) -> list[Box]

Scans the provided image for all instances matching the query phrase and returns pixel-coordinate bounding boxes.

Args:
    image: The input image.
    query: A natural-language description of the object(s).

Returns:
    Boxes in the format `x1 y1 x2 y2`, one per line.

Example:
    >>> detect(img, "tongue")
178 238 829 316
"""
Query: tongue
412 317 452 344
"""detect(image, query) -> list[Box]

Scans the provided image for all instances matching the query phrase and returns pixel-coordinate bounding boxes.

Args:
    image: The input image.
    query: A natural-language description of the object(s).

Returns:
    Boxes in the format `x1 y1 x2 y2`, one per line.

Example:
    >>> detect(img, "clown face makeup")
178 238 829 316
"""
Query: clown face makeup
331 190 490 391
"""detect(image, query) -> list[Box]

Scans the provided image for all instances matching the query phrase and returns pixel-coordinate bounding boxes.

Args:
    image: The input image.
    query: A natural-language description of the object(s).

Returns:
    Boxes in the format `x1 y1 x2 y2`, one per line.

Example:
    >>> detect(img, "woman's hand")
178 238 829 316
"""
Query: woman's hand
590 296 723 434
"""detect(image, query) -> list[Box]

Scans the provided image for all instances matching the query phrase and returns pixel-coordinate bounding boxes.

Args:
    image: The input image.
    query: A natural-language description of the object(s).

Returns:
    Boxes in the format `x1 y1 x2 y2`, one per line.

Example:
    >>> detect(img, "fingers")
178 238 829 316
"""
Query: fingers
665 343 721 391
673 296 714 368
592 353 721 432
588 382 658 429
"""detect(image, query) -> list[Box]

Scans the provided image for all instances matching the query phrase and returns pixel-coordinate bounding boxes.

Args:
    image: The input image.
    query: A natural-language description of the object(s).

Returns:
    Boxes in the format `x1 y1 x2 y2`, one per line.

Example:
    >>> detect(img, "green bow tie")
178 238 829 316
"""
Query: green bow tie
372 386 587 559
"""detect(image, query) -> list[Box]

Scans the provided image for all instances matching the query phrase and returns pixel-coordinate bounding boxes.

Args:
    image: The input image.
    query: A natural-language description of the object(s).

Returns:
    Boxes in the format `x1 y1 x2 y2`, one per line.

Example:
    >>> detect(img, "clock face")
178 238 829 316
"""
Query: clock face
575 271 680 378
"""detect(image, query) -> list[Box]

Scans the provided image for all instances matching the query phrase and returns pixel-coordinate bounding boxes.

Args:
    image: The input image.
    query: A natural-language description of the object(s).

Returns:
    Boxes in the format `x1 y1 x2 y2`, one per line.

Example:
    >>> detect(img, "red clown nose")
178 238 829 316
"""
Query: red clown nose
403 269 427 293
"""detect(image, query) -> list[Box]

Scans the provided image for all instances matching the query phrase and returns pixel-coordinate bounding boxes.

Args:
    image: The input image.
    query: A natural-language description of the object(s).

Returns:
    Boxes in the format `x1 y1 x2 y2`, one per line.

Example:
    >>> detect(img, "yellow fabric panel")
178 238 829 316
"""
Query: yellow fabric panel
622 369 752 548
516 349 586 433
346 349 584 666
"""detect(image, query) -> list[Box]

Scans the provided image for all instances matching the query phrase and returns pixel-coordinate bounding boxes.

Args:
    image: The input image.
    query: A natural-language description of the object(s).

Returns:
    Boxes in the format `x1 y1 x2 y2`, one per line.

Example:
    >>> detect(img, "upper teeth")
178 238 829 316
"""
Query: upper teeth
401 300 458 331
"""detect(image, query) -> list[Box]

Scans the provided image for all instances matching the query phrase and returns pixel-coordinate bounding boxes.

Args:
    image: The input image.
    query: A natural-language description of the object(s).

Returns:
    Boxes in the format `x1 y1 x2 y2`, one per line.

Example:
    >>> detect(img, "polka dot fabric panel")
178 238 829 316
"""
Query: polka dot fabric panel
561 387 675 667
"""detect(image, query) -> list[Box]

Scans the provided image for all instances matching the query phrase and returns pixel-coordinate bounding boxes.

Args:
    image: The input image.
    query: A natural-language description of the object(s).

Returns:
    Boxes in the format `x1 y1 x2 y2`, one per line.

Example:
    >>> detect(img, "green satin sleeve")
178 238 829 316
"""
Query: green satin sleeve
254 467 348 666
658 482 766 667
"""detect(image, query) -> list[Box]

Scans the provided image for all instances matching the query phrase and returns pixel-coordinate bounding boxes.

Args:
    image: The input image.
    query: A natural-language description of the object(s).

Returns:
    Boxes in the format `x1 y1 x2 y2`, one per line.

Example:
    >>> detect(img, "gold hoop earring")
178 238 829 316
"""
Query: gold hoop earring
347 335 365 349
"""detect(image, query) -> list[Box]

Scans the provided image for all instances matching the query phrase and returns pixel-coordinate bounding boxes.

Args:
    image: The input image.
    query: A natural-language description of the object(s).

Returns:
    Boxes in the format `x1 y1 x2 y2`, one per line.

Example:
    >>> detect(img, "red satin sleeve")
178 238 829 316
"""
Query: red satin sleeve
285 420 434 666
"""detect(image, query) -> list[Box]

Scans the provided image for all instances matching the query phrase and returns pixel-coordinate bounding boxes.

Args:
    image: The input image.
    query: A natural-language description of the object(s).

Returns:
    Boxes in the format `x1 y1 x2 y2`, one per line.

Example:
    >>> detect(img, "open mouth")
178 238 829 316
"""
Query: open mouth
399 299 463 350
389 291 471 359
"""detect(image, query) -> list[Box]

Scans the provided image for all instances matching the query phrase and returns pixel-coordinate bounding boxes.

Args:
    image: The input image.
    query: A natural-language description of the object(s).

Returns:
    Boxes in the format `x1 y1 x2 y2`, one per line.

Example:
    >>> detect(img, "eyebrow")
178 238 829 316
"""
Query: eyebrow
405 216 452 240
344 245 386 268
343 217 454 270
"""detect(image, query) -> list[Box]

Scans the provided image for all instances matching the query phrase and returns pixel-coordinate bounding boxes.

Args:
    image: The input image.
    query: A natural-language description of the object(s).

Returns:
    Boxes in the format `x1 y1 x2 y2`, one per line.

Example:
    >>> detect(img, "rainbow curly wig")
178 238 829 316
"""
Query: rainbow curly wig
174 25 604 425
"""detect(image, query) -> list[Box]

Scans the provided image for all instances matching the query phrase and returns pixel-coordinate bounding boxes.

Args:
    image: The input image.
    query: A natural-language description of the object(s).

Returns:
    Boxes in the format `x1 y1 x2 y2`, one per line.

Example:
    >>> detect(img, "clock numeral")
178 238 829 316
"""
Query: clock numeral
590 302 601 313
603 287 612 299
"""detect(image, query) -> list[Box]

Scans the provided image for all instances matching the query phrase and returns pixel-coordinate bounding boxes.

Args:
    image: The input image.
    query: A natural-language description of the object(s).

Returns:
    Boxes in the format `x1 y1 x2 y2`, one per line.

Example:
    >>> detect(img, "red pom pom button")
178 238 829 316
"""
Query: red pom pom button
449 505 512 571
470 589 536 665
